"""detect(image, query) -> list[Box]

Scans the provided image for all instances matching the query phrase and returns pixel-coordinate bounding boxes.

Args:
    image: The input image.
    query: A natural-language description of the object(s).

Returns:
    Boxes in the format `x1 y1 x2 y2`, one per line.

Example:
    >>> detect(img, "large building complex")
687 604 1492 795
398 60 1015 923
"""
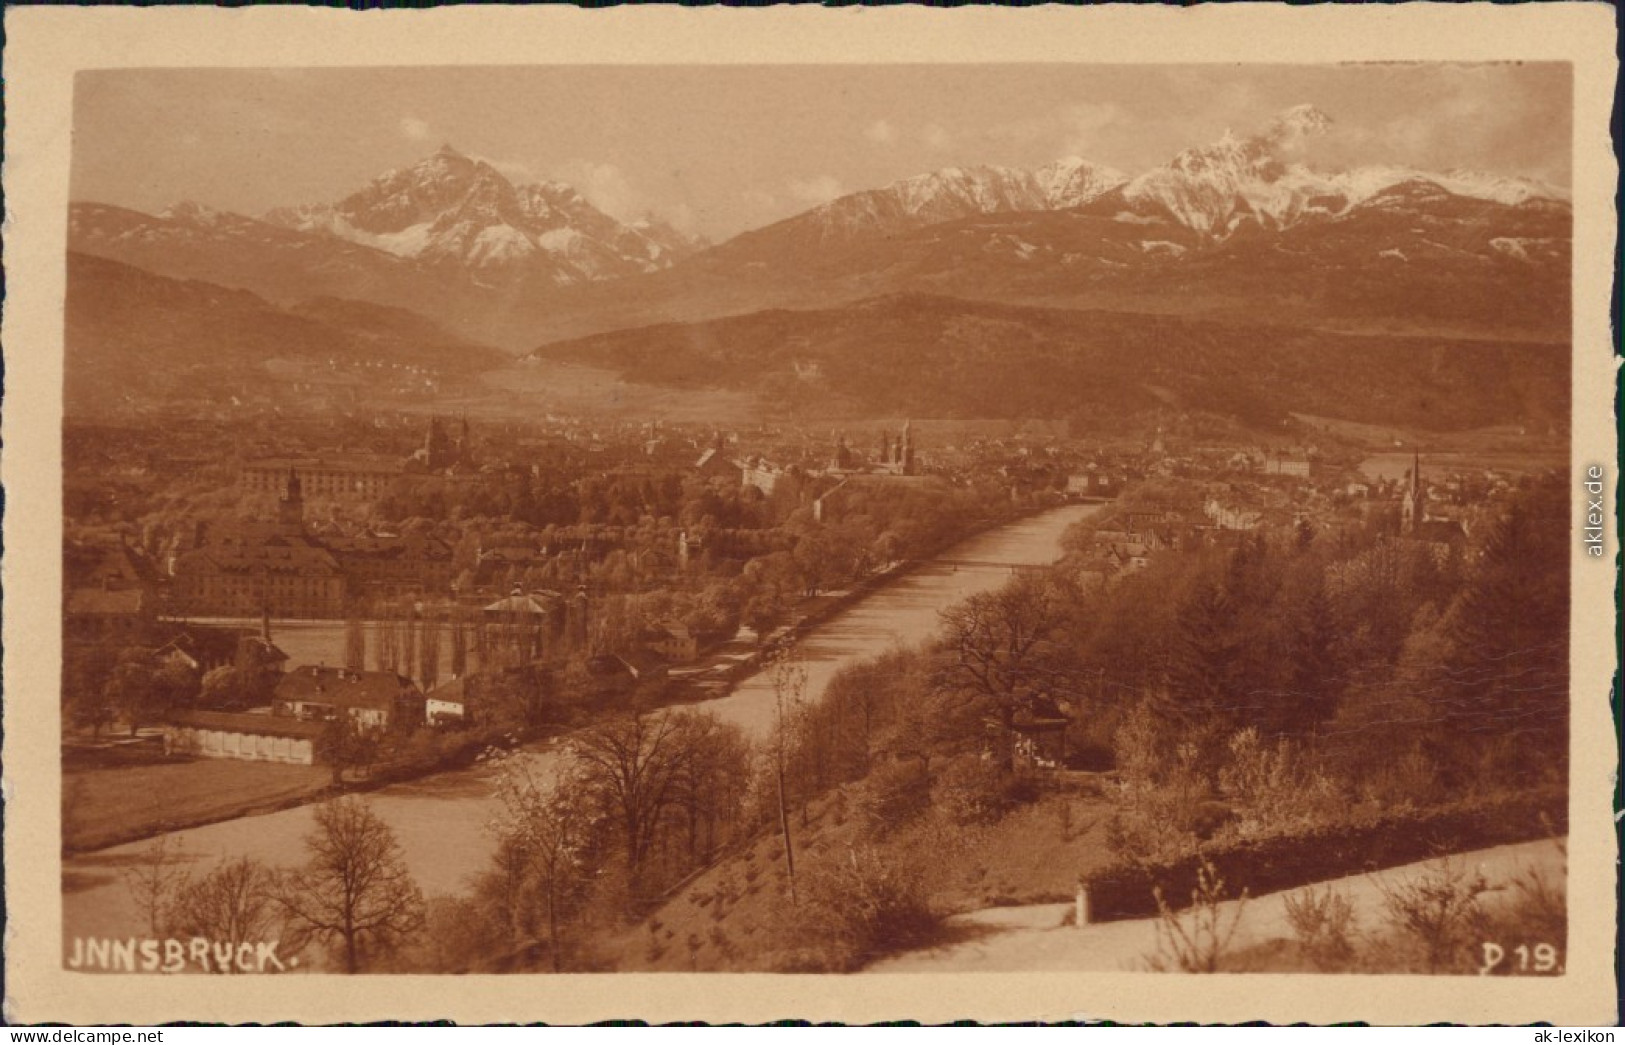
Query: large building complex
173 470 453 617
239 455 405 501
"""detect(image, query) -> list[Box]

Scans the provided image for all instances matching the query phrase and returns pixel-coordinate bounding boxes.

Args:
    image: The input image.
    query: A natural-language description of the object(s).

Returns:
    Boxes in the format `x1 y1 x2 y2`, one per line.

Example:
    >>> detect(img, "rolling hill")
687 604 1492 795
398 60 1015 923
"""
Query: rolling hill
525 293 1569 432
64 252 509 417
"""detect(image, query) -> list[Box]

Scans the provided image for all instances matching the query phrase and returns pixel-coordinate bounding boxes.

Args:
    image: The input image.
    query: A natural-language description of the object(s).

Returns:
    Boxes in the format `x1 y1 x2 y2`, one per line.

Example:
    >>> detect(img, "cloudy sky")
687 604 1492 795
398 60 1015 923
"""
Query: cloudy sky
71 63 1570 240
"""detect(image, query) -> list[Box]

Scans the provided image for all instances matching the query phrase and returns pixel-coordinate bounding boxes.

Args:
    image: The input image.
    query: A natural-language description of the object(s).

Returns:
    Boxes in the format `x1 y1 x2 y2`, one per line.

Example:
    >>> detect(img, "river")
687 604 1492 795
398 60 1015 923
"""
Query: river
61 504 1098 955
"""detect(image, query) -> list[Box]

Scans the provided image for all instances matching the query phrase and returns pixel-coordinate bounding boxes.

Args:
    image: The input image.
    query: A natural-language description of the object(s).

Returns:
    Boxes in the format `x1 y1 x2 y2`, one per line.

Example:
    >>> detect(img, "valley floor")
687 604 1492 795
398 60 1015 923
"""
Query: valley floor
63 745 331 854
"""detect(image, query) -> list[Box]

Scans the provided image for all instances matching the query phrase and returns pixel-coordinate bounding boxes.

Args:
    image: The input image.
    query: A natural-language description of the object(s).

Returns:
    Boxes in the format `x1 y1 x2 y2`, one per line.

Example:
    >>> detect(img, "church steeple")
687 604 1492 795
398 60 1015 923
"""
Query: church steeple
278 468 305 530
1401 453 1426 533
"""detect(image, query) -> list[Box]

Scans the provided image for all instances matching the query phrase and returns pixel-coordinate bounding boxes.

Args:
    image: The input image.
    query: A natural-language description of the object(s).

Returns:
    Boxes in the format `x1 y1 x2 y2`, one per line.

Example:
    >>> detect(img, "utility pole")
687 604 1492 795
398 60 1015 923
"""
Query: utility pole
771 649 806 904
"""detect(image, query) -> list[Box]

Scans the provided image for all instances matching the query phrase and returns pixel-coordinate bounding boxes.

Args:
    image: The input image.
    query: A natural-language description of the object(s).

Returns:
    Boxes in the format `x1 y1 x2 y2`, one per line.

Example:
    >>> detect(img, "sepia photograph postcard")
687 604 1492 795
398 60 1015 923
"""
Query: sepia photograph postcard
3 3 1618 1027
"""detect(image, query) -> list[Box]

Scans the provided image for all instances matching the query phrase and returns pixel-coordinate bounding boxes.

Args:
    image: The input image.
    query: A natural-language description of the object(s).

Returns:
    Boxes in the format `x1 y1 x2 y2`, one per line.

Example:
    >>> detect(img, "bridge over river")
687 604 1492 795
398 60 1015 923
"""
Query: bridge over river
932 558 1050 571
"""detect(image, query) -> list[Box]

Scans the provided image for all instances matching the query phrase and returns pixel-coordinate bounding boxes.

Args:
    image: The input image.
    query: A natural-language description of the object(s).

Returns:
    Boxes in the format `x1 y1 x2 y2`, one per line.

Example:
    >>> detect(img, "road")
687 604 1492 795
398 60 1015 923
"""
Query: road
868 838 1566 973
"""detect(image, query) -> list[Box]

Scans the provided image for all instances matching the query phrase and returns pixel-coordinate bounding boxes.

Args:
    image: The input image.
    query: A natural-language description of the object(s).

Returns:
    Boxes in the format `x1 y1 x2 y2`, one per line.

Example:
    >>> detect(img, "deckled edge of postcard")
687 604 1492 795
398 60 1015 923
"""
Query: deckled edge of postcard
2 2 1617 1026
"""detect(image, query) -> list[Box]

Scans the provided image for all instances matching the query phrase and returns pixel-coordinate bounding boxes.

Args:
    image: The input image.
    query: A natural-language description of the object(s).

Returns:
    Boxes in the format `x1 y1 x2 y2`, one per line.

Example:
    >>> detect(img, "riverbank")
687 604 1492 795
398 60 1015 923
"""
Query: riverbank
69 501 1091 857
62 503 1102 951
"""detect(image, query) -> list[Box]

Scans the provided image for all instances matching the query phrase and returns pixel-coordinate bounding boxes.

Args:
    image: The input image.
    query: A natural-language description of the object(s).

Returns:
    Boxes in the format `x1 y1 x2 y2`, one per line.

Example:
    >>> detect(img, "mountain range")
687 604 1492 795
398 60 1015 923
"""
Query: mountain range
65 104 1572 428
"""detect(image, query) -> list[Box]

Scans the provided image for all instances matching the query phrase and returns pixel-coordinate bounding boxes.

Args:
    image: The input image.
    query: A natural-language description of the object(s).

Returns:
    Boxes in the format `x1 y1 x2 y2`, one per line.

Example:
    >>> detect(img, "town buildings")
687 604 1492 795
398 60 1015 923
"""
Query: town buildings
239 455 404 501
1400 455 1469 552
272 665 427 731
408 416 475 473
173 469 456 617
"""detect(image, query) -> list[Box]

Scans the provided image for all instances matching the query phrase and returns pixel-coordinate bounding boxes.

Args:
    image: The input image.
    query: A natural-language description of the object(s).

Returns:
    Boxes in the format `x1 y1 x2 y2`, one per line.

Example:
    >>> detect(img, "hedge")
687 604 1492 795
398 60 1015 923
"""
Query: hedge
1080 788 1567 923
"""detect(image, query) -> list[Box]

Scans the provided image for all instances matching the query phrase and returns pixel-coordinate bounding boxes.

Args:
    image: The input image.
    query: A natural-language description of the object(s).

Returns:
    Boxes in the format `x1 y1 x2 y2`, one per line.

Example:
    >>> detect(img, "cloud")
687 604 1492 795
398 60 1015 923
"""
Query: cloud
921 124 953 150
555 159 648 221
1058 102 1126 157
786 175 844 206
661 201 701 236
865 119 898 146
399 116 432 142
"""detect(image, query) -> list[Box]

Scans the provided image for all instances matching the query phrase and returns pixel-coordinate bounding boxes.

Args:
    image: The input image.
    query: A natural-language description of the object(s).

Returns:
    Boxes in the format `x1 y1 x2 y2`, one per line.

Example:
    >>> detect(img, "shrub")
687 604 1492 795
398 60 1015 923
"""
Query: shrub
1282 883 1359 971
1494 861 1567 949
798 845 941 971
853 759 932 839
932 756 1021 827
373 726 487 783
684 932 704 970
1377 857 1491 973
1216 729 1343 841
707 925 737 963
1105 711 1212 862
1144 858 1248 973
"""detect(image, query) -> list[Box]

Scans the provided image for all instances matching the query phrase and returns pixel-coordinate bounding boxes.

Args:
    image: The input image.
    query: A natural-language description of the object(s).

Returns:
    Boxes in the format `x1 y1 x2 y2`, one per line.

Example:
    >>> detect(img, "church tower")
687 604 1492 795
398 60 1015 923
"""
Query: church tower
1401 453 1426 533
900 420 916 475
423 417 457 470
832 434 854 472
277 468 305 531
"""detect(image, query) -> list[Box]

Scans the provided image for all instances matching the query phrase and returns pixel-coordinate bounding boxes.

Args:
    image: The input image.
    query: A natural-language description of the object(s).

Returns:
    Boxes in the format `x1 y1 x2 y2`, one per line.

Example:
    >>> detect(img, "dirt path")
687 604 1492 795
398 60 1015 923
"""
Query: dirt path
870 838 1566 973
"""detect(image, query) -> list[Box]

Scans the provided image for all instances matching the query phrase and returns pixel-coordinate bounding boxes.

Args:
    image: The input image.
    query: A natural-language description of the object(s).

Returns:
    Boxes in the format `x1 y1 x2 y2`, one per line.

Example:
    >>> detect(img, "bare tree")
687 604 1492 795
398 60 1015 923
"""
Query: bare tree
570 711 690 886
1146 858 1249 973
449 609 468 680
938 573 1069 769
492 758 594 972
375 613 400 673
669 711 752 865
168 856 281 974
317 713 380 787
402 608 418 681
770 651 808 901
121 834 189 937
419 610 442 691
344 614 367 672
568 708 748 897
273 796 425 973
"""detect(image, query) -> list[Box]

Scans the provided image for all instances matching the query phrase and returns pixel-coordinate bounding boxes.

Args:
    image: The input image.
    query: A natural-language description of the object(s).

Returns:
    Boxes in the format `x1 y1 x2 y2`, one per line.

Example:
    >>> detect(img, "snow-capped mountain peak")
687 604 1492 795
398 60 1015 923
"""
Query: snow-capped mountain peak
262 148 705 284
1429 168 1569 206
1108 104 1566 238
1267 103 1334 143
771 158 1129 246
160 200 234 228
1035 157 1130 208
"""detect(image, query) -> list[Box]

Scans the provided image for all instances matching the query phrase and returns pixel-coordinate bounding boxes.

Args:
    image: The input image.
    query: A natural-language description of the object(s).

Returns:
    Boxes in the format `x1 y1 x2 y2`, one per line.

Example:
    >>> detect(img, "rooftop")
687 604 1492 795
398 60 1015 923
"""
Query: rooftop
274 666 420 711
244 456 405 474
169 709 327 740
